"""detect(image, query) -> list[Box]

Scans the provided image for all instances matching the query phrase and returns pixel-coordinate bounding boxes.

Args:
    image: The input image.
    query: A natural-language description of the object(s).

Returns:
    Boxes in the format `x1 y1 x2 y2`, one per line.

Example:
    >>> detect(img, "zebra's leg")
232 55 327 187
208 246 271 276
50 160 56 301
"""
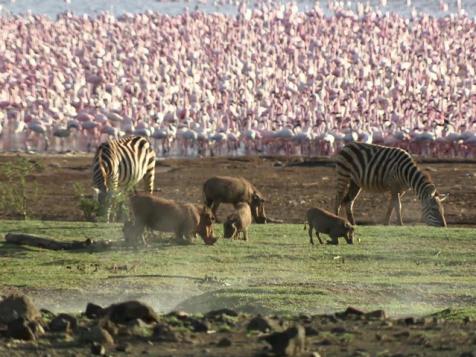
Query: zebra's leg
144 154 156 193
384 193 395 225
394 192 403 225
334 173 350 216
342 181 361 225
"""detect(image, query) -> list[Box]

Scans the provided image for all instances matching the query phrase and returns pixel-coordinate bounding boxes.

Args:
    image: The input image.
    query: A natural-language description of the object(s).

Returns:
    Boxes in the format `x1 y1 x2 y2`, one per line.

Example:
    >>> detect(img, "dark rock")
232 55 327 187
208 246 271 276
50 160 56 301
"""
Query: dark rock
85 303 105 319
261 325 306 356
304 326 319 336
0 294 41 324
403 317 416 325
205 308 239 320
394 331 410 339
344 307 365 317
49 314 77 333
82 326 115 346
247 316 276 332
365 310 386 320
116 343 131 352
153 323 179 342
331 326 347 334
460 352 475 357
49 318 69 333
317 338 333 346
217 337 232 347
167 311 189 321
187 318 209 333
352 350 370 357
91 342 106 356
105 301 158 325
7 318 36 340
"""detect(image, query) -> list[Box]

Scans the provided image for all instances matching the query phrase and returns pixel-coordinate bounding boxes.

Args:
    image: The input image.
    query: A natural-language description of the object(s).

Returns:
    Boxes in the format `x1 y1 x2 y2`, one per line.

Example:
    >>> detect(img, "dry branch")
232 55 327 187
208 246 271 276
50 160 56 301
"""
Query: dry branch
4 233 114 251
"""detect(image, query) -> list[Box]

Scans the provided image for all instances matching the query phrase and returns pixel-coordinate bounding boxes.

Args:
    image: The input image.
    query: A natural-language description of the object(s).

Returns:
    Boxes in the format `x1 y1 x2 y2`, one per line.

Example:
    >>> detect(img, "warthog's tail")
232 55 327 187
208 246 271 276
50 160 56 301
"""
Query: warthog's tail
303 222 307 230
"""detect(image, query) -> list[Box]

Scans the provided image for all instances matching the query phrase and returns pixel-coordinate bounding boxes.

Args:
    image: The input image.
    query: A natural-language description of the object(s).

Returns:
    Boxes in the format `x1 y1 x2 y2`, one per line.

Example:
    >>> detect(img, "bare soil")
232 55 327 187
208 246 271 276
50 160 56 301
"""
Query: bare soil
1 154 475 226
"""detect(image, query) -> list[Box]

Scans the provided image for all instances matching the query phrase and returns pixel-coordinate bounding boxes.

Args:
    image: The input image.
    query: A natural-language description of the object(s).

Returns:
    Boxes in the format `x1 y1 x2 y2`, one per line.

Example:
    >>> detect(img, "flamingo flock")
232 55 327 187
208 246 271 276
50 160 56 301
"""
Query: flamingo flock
0 2 475 158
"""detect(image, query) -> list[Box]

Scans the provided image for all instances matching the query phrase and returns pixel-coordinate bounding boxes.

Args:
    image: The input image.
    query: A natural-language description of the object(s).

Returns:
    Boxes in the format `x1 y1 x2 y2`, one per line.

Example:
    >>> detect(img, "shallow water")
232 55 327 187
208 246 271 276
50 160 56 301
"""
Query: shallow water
1 0 476 18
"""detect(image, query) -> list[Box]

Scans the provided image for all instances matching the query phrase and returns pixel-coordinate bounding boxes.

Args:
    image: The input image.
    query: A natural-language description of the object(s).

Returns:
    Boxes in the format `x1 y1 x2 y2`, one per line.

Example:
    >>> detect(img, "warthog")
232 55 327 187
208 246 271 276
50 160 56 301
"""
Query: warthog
203 176 266 223
305 207 355 245
123 193 216 245
223 202 252 241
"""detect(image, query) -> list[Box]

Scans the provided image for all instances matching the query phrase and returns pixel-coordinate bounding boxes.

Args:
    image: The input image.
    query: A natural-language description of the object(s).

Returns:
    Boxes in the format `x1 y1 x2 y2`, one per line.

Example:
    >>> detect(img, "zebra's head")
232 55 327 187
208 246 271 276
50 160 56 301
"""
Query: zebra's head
421 190 448 227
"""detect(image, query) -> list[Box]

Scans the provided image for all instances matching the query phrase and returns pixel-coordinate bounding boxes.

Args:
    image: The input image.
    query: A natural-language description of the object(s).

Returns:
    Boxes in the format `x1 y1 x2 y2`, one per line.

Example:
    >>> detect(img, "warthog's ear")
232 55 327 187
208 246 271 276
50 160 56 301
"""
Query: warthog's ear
345 222 354 230
437 193 449 202
252 193 265 203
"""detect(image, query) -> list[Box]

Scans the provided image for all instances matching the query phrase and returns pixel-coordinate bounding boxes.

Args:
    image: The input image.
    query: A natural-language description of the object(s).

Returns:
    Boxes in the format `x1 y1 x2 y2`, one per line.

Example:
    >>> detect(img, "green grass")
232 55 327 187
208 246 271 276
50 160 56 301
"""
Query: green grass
0 220 475 318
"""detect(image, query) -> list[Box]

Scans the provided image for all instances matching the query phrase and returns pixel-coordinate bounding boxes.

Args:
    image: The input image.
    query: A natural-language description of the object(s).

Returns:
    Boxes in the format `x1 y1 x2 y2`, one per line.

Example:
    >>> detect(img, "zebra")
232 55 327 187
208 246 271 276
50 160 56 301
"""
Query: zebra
92 136 156 221
334 142 447 227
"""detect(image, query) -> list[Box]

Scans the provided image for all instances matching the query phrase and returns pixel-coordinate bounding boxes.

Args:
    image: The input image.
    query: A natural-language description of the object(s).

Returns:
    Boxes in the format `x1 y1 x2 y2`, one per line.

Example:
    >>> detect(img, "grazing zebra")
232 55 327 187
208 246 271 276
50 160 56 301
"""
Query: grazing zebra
335 142 447 227
92 136 156 220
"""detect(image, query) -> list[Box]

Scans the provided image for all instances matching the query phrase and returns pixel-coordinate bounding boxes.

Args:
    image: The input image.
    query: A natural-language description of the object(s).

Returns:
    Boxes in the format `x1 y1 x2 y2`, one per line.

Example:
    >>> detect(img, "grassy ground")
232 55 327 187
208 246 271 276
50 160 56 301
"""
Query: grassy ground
1 220 475 318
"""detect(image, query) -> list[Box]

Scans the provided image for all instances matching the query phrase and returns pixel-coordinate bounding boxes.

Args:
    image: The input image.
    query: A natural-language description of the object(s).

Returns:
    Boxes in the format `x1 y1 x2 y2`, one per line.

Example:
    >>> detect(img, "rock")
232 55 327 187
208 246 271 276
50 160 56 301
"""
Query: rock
0 294 41 324
394 331 410 339
205 308 239 320
217 337 232 347
305 326 319 336
403 317 416 325
460 353 475 357
7 318 36 340
85 303 105 319
91 342 106 356
82 326 115 347
343 307 365 317
247 316 276 332
330 326 347 334
167 311 189 321
352 349 370 357
116 343 131 352
153 323 180 342
365 310 386 320
261 325 306 356
187 318 209 333
105 301 158 324
49 314 77 333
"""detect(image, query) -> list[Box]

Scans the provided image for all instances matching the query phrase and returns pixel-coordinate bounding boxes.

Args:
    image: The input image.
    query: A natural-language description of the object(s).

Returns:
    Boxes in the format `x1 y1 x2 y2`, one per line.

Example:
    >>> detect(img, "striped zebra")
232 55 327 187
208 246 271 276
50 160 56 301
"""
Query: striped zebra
335 142 447 227
92 136 156 220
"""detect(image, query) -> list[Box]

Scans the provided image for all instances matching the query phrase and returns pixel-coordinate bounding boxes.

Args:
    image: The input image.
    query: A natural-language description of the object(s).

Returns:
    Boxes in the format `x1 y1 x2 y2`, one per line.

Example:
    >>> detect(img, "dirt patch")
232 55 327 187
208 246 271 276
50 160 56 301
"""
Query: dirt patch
0 154 474 225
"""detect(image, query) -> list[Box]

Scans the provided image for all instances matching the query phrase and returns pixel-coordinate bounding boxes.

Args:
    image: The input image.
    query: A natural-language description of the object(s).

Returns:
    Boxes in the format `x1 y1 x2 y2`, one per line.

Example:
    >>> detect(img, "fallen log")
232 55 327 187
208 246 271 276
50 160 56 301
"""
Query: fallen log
4 233 114 251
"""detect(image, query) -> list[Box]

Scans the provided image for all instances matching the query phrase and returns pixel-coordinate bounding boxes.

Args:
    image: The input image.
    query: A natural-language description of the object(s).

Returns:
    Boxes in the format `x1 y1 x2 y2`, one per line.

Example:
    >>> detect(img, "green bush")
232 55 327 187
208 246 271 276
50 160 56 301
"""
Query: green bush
0 157 39 219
